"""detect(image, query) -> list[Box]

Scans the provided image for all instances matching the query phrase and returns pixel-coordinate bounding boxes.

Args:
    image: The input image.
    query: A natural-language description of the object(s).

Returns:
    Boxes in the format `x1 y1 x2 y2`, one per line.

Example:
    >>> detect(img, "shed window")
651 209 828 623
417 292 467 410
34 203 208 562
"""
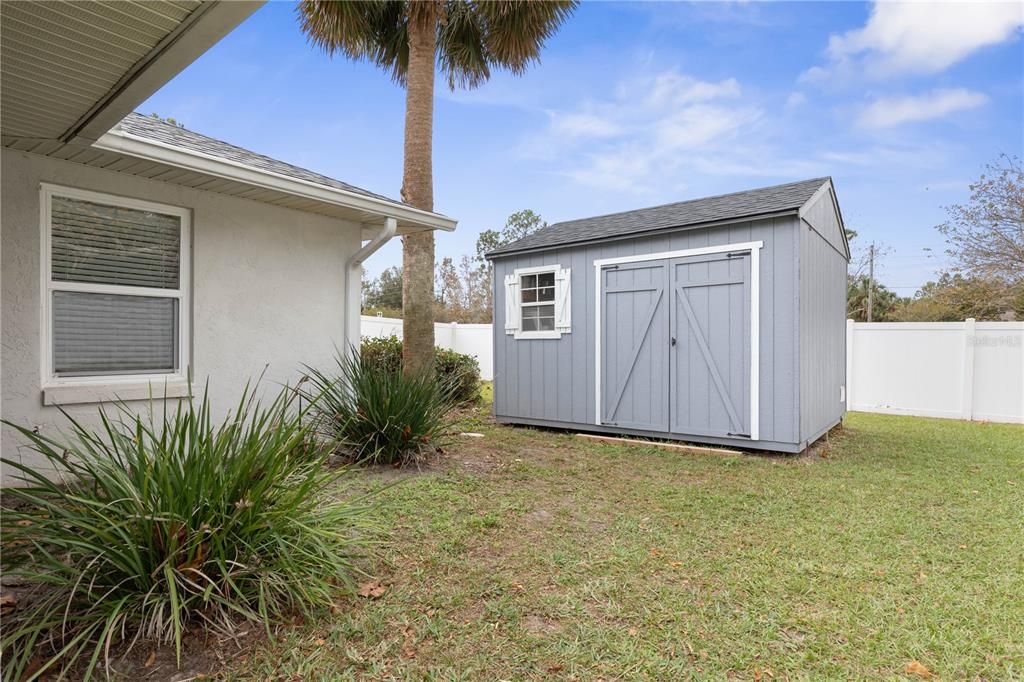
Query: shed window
520 271 555 331
504 266 571 339
42 185 190 383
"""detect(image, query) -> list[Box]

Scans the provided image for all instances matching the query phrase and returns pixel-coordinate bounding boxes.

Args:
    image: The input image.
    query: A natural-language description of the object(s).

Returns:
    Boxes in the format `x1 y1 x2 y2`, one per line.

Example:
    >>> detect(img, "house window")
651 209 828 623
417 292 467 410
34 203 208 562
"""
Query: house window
520 271 556 332
504 266 571 339
41 185 190 386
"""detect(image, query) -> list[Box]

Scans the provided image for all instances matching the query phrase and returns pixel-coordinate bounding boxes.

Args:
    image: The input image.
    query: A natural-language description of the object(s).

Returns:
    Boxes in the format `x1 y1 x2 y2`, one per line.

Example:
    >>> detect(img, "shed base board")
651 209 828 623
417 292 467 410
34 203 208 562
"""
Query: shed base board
493 415 813 454
800 417 845 452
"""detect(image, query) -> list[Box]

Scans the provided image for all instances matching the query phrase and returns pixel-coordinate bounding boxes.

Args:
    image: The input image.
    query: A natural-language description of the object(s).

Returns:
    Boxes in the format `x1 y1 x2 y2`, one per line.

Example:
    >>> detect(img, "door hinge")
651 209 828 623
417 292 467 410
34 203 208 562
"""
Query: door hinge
727 432 751 438
726 251 748 258
603 264 619 270
671 336 677 346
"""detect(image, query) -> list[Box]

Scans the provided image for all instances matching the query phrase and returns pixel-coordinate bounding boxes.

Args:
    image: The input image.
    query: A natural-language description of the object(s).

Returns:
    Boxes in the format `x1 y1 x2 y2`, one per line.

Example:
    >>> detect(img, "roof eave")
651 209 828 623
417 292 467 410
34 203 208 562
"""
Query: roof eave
92 127 456 232
65 2 265 146
485 208 800 260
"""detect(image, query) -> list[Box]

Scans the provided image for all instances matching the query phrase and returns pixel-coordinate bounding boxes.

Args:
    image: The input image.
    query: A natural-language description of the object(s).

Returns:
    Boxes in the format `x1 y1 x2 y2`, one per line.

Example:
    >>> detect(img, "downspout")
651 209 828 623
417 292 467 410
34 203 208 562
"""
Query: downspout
344 217 398 349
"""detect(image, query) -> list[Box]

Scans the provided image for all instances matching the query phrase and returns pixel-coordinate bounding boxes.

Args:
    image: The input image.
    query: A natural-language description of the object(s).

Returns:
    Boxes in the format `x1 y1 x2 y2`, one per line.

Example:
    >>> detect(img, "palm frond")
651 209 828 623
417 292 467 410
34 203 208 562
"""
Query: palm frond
298 0 579 90
297 0 410 85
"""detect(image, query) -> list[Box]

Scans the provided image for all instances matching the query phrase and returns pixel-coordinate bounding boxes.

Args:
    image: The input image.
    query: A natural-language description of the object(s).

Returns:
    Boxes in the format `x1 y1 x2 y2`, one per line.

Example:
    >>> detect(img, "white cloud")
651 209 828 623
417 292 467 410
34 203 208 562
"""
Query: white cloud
523 69 764 191
645 72 741 107
804 1 1023 81
655 104 759 149
785 92 807 108
548 111 621 139
858 88 989 128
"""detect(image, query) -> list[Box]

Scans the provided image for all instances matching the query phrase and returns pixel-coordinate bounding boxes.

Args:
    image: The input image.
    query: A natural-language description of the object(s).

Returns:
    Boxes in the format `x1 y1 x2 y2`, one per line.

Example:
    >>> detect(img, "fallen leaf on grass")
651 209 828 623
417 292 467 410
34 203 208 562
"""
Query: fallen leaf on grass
144 651 156 668
0 593 16 613
905 660 933 678
357 580 386 599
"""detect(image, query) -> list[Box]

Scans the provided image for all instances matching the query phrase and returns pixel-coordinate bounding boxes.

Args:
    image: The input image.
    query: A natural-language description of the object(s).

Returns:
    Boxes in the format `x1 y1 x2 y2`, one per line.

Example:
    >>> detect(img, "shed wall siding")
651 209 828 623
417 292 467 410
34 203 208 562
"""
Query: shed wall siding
798 221 848 443
1 150 360 481
493 216 801 446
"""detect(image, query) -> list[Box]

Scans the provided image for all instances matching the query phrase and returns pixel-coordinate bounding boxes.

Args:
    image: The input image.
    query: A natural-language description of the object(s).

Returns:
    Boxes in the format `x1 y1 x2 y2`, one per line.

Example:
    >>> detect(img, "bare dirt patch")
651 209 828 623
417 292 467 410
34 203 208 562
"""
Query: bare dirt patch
522 614 564 636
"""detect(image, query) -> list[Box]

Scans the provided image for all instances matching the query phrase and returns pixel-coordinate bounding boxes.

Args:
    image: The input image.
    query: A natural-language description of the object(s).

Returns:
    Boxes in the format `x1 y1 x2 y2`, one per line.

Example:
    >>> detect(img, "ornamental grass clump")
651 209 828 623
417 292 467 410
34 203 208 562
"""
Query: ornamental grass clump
0 385 375 682
305 350 455 467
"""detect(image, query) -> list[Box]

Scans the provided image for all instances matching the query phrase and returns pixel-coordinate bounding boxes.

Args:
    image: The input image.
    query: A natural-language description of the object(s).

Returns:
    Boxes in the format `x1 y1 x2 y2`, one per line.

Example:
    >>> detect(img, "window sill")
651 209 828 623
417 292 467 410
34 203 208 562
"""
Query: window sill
42 378 193 406
513 330 566 340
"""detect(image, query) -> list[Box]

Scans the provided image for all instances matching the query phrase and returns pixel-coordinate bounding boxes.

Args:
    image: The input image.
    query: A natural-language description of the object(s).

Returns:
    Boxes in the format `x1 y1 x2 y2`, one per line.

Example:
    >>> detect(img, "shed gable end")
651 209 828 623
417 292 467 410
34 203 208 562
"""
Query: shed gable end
799 183 848 259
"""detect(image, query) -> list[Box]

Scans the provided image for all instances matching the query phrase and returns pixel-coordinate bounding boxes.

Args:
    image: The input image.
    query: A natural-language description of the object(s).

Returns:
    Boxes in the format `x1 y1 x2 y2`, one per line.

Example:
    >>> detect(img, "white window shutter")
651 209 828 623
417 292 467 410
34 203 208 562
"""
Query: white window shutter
504 274 520 334
555 267 572 333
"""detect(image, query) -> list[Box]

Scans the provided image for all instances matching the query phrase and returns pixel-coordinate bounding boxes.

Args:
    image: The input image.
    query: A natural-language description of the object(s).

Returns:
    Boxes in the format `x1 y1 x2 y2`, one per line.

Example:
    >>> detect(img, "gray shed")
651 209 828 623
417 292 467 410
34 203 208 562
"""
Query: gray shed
486 178 849 453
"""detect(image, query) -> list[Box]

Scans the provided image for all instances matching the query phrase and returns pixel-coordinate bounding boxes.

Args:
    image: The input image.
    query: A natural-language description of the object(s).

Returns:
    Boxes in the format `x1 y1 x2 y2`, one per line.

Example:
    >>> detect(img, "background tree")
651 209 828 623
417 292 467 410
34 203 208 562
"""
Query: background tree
434 255 491 323
474 209 547 265
364 265 404 315
847 275 901 321
435 256 465 321
472 208 548 318
299 1 577 375
894 274 1024 321
844 226 896 320
938 154 1024 282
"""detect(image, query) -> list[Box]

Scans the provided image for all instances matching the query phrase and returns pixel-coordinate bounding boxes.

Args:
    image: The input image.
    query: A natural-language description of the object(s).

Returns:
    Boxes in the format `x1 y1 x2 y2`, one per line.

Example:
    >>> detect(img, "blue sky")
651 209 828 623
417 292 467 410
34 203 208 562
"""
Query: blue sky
141 1 1024 294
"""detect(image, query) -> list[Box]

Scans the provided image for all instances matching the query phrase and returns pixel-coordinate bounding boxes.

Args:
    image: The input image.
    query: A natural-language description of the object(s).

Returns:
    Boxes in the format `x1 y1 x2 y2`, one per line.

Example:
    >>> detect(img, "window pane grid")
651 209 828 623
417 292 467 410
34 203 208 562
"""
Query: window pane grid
518 270 558 333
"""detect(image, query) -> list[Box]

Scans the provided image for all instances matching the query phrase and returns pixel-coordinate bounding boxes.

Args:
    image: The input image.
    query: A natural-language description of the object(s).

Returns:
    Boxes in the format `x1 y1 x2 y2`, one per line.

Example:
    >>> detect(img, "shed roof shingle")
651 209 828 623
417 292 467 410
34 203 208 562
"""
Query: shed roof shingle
119 112 404 207
488 177 830 257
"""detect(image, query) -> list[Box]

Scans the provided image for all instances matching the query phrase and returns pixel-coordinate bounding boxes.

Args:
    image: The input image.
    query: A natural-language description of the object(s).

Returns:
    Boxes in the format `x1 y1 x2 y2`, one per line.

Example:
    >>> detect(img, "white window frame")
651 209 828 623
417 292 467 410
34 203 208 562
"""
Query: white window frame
513 265 561 340
593 240 762 440
39 183 192 404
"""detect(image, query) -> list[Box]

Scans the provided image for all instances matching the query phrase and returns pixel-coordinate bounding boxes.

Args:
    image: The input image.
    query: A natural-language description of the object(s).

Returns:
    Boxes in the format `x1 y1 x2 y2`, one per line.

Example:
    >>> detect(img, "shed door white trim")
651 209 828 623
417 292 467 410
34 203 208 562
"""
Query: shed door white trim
594 240 762 440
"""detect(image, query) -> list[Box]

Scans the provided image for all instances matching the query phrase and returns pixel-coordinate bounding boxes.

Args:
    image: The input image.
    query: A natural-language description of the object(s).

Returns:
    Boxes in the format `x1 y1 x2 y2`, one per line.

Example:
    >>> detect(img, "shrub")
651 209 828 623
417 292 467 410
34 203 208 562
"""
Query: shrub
361 335 404 374
435 348 482 404
306 350 454 466
0 386 373 681
360 335 481 404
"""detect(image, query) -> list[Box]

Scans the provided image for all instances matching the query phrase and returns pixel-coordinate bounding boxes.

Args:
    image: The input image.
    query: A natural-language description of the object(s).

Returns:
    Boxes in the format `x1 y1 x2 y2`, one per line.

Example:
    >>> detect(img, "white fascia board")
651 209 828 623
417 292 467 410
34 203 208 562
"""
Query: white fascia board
92 129 457 232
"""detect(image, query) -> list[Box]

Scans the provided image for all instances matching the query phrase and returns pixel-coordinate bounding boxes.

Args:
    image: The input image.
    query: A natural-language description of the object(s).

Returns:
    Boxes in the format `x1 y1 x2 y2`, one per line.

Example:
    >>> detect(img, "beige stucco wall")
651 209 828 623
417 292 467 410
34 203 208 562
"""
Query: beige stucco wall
1 149 362 483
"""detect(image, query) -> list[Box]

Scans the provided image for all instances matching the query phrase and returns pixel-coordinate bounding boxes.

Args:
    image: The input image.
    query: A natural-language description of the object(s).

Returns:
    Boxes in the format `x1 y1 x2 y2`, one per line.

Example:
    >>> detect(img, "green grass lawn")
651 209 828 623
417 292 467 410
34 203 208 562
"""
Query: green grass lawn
228 406 1023 680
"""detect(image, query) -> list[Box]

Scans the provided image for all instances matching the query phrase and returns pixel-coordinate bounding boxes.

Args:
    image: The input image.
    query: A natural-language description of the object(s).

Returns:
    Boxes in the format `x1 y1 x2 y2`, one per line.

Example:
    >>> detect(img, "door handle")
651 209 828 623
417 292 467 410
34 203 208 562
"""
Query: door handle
671 337 677 346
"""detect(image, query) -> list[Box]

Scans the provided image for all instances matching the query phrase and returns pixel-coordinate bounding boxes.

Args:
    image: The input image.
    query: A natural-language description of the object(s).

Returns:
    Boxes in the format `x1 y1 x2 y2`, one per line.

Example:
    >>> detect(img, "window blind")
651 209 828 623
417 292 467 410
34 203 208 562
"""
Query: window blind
52 291 177 376
51 196 181 289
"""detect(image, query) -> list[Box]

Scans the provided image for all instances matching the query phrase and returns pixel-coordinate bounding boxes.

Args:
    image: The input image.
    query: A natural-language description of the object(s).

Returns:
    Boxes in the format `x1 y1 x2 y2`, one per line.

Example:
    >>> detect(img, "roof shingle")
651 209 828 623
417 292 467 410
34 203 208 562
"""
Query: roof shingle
488 177 830 257
119 112 403 207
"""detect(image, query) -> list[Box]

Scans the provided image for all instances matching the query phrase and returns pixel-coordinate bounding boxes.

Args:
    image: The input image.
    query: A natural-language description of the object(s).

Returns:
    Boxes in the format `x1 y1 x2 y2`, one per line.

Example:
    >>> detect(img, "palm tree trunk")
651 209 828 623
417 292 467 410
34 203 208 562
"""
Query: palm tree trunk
400 13 437 377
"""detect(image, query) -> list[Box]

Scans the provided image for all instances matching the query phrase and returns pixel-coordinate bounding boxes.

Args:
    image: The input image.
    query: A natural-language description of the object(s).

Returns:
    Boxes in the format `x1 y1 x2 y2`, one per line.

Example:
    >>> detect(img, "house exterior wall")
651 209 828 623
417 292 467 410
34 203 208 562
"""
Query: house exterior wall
1 149 361 483
491 216 803 451
798 219 848 446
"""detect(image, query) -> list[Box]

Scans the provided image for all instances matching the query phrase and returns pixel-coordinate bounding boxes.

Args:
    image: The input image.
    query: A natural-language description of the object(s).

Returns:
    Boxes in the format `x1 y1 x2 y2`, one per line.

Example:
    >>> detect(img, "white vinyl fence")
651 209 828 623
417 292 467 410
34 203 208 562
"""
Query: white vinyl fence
361 315 494 380
847 320 1023 424
361 317 1023 423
